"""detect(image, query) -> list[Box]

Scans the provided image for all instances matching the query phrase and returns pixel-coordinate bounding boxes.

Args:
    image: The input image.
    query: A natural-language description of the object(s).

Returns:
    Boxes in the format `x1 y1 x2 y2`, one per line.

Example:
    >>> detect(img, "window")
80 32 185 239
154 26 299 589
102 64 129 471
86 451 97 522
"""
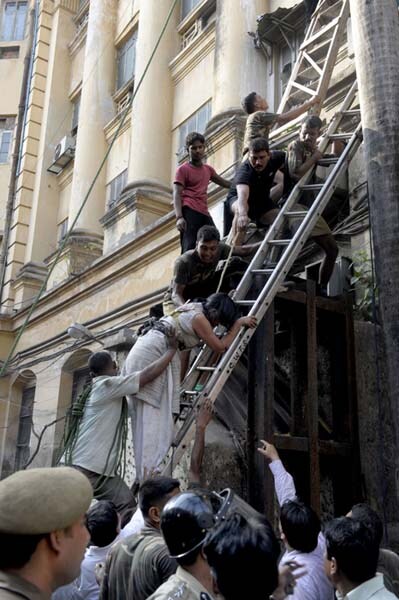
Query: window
14 386 35 471
178 101 212 156
1 1 27 42
0 130 12 163
277 29 305 103
57 218 69 243
179 0 216 49
71 95 81 135
0 46 19 59
181 0 202 20
117 33 136 90
107 169 127 209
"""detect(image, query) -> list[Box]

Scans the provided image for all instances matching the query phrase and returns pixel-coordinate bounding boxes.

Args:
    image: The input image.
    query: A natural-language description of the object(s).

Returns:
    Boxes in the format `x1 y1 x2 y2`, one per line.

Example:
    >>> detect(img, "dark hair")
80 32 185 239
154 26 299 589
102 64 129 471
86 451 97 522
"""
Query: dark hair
280 500 320 553
302 115 323 129
197 225 220 243
242 92 258 114
186 131 205 149
350 503 383 547
248 137 270 154
139 477 180 519
203 293 241 330
88 351 113 376
0 533 45 569
204 513 280 600
324 517 379 584
86 501 119 548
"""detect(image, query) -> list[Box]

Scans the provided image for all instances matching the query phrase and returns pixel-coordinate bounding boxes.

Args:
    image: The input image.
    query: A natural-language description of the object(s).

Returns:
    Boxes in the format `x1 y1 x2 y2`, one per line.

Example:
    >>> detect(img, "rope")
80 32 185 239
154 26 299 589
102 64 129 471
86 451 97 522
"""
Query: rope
216 234 239 293
0 0 180 378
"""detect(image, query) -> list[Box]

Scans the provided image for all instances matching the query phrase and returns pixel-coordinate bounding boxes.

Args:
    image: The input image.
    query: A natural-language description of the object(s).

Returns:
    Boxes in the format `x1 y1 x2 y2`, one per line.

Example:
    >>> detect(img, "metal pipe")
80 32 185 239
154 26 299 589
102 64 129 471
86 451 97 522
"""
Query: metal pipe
0 3 38 309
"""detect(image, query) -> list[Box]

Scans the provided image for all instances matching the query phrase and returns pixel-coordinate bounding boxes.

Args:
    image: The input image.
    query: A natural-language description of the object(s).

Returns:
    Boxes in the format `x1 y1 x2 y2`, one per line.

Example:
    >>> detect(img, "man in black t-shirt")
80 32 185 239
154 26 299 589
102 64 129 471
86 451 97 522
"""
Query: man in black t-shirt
225 137 286 244
225 137 338 290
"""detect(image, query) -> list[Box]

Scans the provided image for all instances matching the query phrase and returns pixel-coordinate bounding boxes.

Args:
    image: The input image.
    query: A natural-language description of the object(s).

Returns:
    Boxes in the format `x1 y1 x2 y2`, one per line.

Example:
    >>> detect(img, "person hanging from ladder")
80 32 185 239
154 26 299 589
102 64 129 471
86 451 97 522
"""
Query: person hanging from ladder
225 137 337 289
283 115 342 293
174 132 232 253
123 293 256 482
58 348 177 516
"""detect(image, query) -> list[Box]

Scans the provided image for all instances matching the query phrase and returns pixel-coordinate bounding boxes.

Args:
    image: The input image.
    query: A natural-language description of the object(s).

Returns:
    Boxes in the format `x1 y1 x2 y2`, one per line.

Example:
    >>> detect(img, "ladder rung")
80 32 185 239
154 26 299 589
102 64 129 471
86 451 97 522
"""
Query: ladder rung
284 211 308 218
235 300 256 306
269 239 291 246
342 109 361 116
317 157 338 166
196 366 216 372
251 268 274 274
329 133 353 140
299 184 323 191
183 390 199 396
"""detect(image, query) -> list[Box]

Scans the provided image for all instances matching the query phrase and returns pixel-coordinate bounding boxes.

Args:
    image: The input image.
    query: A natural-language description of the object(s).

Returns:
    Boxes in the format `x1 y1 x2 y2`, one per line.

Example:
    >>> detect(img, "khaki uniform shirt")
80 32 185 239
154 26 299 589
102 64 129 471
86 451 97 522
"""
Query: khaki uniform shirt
242 111 278 154
147 567 215 600
0 571 47 600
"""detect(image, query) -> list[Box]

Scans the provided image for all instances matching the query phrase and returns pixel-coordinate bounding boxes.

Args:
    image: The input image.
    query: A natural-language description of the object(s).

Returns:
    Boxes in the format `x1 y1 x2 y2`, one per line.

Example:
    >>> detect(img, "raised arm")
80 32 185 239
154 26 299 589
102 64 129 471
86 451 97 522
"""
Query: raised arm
210 172 232 189
191 313 257 354
189 399 213 485
257 440 297 506
171 282 186 307
276 95 321 127
173 183 186 233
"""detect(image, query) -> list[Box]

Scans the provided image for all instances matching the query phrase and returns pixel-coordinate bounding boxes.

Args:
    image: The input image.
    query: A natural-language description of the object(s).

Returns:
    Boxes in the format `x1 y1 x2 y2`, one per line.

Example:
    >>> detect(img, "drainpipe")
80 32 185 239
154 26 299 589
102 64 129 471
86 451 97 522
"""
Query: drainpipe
0 4 38 308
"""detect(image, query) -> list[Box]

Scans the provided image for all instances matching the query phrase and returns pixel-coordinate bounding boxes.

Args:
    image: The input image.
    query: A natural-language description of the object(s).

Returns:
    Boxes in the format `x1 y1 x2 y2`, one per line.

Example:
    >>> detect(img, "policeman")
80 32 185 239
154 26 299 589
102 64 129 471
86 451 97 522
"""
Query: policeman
147 490 220 600
0 466 93 600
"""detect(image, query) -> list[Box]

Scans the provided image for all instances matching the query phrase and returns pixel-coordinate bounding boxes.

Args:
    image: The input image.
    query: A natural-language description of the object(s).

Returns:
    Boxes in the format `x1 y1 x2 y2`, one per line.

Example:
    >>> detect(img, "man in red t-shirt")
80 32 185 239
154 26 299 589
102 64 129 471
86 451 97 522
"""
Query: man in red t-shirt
173 132 231 252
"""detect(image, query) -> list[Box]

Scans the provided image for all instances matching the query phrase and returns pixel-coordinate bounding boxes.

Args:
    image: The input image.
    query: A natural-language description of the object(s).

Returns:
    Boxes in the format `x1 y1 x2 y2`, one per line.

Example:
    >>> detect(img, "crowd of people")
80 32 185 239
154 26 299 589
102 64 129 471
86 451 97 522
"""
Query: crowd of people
2 89 397 600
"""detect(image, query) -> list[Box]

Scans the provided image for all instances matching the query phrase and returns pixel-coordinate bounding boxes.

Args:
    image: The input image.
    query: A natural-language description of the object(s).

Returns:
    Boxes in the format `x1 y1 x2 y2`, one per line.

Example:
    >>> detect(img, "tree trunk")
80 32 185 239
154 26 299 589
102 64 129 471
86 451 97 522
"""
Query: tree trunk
349 0 399 540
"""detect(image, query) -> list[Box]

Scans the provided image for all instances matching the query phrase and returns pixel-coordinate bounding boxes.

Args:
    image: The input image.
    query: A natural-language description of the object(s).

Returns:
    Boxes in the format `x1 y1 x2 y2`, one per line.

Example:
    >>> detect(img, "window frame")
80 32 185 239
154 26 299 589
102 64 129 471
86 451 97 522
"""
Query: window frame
0 129 12 164
177 100 212 159
0 1 28 42
116 32 137 92
107 169 128 209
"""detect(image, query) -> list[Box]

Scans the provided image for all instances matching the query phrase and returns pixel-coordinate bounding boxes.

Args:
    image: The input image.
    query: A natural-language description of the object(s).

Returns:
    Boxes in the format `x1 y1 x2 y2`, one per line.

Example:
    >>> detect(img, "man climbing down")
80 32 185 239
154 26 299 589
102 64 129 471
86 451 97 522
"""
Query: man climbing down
174 132 231 252
59 346 177 515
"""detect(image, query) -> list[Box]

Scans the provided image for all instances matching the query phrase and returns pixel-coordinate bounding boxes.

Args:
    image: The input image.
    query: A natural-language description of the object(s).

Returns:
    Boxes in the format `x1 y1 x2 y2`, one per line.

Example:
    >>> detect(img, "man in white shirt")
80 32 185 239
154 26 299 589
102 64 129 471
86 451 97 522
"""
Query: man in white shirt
63 344 177 514
258 440 335 600
324 517 398 599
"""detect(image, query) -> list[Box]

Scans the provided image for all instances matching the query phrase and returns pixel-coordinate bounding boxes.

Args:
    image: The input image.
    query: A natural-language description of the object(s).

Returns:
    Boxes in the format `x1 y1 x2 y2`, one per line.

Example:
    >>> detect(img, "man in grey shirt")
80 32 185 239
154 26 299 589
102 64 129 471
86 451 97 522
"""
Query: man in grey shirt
62 345 177 514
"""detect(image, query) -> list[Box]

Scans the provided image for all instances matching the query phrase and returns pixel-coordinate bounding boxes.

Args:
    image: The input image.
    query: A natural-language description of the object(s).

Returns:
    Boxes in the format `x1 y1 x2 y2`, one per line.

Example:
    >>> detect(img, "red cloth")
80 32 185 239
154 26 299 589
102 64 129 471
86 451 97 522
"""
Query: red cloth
174 162 217 216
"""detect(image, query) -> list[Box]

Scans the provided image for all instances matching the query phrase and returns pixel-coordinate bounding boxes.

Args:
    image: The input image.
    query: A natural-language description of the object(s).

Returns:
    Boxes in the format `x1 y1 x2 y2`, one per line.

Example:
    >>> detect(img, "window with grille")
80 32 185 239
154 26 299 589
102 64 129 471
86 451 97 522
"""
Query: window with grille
1 1 27 42
71 95 81 135
14 386 35 471
179 0 216 49
117 33 137 91
107 169 128 209
177 101 212 158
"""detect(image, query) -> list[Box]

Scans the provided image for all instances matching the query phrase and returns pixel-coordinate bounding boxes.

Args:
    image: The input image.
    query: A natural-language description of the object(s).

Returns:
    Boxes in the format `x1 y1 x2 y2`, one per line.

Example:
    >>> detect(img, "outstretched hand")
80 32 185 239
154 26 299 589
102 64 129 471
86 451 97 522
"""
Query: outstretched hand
196 399 214 429
239 315 257 328
257 439 280 462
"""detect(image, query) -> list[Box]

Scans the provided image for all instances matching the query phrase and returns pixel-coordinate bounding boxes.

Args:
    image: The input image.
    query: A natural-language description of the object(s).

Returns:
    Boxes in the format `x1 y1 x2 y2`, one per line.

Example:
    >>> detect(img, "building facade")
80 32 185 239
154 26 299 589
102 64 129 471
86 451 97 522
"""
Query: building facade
1 0 395 539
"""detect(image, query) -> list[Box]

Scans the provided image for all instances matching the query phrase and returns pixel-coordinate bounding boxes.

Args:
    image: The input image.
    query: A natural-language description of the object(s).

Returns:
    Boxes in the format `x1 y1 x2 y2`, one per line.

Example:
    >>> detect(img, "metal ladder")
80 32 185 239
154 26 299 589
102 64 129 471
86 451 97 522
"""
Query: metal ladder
269 0 350 149
163 81 362 473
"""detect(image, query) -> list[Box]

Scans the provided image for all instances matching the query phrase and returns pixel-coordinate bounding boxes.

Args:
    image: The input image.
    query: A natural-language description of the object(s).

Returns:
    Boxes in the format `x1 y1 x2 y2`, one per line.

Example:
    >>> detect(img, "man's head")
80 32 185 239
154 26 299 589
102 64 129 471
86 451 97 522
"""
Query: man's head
0 467 92 590
138 477 180 529
348 503 383 548
204 513 280 600
86 501 119 548
88 351 117 378
280 499 320 553
242 92 269 114
299 115 323 151
161 490 219 567
324 517 379 590
195 225 220 264
248 137 271 172
186 131 206 164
